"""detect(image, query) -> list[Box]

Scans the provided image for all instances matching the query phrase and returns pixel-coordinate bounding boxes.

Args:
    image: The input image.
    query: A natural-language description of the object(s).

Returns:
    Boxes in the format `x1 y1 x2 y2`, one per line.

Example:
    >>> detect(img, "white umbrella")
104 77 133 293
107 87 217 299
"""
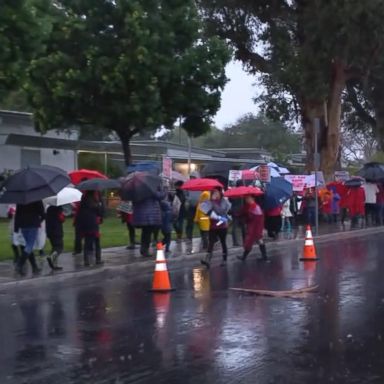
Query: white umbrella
267 162 290 175
44 187 82 206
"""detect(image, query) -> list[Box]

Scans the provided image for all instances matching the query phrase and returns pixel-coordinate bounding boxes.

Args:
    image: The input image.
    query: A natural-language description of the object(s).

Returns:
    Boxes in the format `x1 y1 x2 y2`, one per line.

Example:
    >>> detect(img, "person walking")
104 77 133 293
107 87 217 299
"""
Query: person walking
363 182 379 226
46 205 66 270
185 190 200 242
200 187 231 268
329 186 341 223
376 184 384 225
118 201 136 250
347 186 365 228
194 191 211 250
303 187 316 226
173 181 186 241
281 199 293 232
14 200 45 276
237 194 267 261
77 191 104 266
265 205 282 239
132 190 165 257
160 196 173 254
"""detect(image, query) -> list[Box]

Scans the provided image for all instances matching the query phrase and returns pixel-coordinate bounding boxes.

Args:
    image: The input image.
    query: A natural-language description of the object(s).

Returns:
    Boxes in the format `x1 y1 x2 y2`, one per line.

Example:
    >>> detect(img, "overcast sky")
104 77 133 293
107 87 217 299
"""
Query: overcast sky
214 60 259 129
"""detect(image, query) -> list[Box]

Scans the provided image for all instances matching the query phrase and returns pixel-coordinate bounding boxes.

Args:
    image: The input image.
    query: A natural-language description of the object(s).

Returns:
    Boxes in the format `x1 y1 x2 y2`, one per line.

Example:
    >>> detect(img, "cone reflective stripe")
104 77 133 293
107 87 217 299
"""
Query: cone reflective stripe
150 243 175 292
300 225 319 261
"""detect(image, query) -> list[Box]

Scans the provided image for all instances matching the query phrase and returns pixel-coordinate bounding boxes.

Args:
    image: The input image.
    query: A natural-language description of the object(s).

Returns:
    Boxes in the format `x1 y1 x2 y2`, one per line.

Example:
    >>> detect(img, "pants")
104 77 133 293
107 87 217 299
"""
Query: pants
173 211 185 238
21 227 39 254
74 225 82 253
84 236 101 263
378 203 384 225
185 205 196 240
48 235 64 255
200 230 209 250
126 222 135 245
207 228 228 260
365 203 377 225
153 227 159 243
141 226 157 256
281 217 292 231
265 216 282 238
162 231 171 252
306 207 316 227
232 216 245 245
244 227 263 253
341 208 348 224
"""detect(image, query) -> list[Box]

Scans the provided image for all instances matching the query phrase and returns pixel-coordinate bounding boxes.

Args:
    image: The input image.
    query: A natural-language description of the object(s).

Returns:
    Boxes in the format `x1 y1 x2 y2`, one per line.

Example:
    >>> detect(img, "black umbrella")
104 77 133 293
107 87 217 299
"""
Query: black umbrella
121 172 162 202
76 178 121 191
357 162 384 182
344 177 364 188
0 165 70 204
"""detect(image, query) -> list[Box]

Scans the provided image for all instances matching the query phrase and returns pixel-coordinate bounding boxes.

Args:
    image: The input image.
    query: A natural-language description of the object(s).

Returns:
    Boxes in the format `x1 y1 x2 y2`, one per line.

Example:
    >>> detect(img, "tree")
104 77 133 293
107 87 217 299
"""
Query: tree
0 0 49 104
197 0 384 178
26 0 230 166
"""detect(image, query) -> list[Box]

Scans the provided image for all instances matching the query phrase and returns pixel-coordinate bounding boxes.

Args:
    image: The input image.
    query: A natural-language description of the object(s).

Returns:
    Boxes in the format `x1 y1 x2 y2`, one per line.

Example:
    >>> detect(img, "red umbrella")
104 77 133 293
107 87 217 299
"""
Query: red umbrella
224 186 264 198
181 178 223 191
69 169 108 185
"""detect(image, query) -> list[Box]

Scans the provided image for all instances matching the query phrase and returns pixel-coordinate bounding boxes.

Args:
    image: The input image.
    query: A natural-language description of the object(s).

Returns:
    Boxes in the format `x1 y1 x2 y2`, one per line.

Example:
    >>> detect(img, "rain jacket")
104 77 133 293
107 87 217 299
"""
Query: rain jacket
347 187 365 217
194 191 211 231
201 196 231 230
132 191 165 228
240 201 264 246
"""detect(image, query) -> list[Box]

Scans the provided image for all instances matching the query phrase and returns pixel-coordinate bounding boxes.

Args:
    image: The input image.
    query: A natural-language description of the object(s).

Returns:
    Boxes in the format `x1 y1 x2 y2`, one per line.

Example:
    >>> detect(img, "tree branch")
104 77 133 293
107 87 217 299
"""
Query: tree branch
346 81 376 129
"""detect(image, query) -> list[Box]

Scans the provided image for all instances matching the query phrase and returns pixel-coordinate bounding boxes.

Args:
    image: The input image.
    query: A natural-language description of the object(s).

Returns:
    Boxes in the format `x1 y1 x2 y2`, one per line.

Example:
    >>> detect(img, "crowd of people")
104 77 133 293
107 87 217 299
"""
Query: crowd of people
8 176 384 276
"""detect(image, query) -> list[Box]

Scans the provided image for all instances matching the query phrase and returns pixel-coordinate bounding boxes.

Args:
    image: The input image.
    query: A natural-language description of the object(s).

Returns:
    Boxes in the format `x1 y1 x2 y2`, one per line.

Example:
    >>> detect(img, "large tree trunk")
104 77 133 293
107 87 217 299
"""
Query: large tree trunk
302 61 346 180
116 130 133 166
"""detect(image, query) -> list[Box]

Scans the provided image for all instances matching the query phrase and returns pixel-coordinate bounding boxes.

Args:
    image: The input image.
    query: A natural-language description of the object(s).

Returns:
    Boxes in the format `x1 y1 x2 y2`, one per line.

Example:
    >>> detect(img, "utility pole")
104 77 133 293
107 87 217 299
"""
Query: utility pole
314 118 321 236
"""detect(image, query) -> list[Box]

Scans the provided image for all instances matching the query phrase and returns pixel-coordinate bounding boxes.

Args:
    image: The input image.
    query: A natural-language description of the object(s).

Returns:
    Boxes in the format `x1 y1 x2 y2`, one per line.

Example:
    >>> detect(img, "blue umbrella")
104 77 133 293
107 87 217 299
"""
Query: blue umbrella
263 177 293 211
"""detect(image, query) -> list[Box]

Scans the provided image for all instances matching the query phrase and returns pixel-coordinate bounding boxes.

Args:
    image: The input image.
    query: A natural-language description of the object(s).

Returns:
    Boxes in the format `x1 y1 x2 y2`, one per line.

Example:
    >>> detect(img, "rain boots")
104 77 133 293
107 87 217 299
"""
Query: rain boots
95 248 103 265
220 253 228 267
16 250 28 276
237 249 250 261
201 252 212 268
28 253 41 275
258 244 268 261
47 251 63 271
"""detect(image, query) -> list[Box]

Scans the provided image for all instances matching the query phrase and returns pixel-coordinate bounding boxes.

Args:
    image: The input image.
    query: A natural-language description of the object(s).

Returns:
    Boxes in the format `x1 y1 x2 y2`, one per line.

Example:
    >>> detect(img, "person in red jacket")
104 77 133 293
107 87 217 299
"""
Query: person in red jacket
237 195 267 261
347 186 365 228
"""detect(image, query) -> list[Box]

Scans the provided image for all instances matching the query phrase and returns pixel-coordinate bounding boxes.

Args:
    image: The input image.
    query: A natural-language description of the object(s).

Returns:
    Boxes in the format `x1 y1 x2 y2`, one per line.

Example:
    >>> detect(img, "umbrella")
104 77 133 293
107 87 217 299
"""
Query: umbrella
44 187 82 206
181 178 224 191
263 177 293 210
121 172 162 202
267 162 290 175
224 186 264 198
69 169 108 185
357 162 384 182
0 165 71 204
200 162 232 179
344 177 364 188
126 161 161 175
76 178 121 191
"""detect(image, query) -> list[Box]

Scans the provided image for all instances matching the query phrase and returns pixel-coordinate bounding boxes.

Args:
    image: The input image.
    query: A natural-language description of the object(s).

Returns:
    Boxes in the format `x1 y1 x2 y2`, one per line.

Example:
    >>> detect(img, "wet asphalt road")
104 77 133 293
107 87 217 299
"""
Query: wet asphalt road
1 233 384 384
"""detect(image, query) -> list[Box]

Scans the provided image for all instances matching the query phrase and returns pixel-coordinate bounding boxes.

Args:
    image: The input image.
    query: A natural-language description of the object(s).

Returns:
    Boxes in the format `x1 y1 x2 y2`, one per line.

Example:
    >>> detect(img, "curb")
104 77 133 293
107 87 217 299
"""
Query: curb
1 226 383 289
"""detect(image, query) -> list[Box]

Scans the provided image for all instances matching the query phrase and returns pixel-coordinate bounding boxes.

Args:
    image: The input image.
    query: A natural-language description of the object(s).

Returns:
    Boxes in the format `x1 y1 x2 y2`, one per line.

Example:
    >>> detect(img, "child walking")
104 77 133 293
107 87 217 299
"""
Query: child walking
194 191 211 250
237 195 267 261
200 187 231 268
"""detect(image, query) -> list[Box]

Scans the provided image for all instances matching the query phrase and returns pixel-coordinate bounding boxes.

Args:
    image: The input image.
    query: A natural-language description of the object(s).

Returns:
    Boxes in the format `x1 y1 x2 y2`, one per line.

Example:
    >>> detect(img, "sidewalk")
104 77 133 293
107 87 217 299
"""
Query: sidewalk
1 222 384 286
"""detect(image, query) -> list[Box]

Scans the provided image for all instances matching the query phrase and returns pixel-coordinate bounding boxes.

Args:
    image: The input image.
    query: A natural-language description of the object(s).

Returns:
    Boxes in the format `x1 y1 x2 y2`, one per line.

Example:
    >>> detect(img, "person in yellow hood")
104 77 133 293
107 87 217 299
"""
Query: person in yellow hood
194 191 211 250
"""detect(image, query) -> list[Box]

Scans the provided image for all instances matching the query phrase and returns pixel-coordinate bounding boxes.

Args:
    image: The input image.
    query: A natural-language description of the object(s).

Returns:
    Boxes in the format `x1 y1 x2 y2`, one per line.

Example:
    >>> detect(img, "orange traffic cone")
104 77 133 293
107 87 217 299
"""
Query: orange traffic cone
150 243 175 292
299 225 319 261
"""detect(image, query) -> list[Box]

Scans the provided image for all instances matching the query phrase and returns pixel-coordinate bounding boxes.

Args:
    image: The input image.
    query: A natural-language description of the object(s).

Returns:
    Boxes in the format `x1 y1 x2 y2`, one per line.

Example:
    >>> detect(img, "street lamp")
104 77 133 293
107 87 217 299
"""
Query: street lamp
314 118 321 236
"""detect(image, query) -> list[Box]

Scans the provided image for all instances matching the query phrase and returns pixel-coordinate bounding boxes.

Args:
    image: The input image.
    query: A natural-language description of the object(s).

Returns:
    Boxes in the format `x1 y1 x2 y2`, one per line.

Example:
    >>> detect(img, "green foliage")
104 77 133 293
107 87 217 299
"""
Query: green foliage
78 152 123 179
198 0 384 122
26 0 230 164
0 0 50 102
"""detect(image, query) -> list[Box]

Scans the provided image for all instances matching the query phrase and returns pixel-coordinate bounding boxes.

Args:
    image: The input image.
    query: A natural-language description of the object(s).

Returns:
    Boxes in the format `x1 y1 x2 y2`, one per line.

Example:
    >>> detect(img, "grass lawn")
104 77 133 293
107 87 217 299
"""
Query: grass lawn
0 216 130 262
0 216 201 262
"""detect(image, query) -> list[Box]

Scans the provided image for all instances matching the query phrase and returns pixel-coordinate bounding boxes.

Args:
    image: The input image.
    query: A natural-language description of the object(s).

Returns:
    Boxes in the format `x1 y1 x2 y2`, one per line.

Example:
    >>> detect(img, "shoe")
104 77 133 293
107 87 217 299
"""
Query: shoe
95 260 104 266
126 245 136 250
237 255 245 261
53 266 63 271
47 256 55 270
200 259 210 268
220 260 227 267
